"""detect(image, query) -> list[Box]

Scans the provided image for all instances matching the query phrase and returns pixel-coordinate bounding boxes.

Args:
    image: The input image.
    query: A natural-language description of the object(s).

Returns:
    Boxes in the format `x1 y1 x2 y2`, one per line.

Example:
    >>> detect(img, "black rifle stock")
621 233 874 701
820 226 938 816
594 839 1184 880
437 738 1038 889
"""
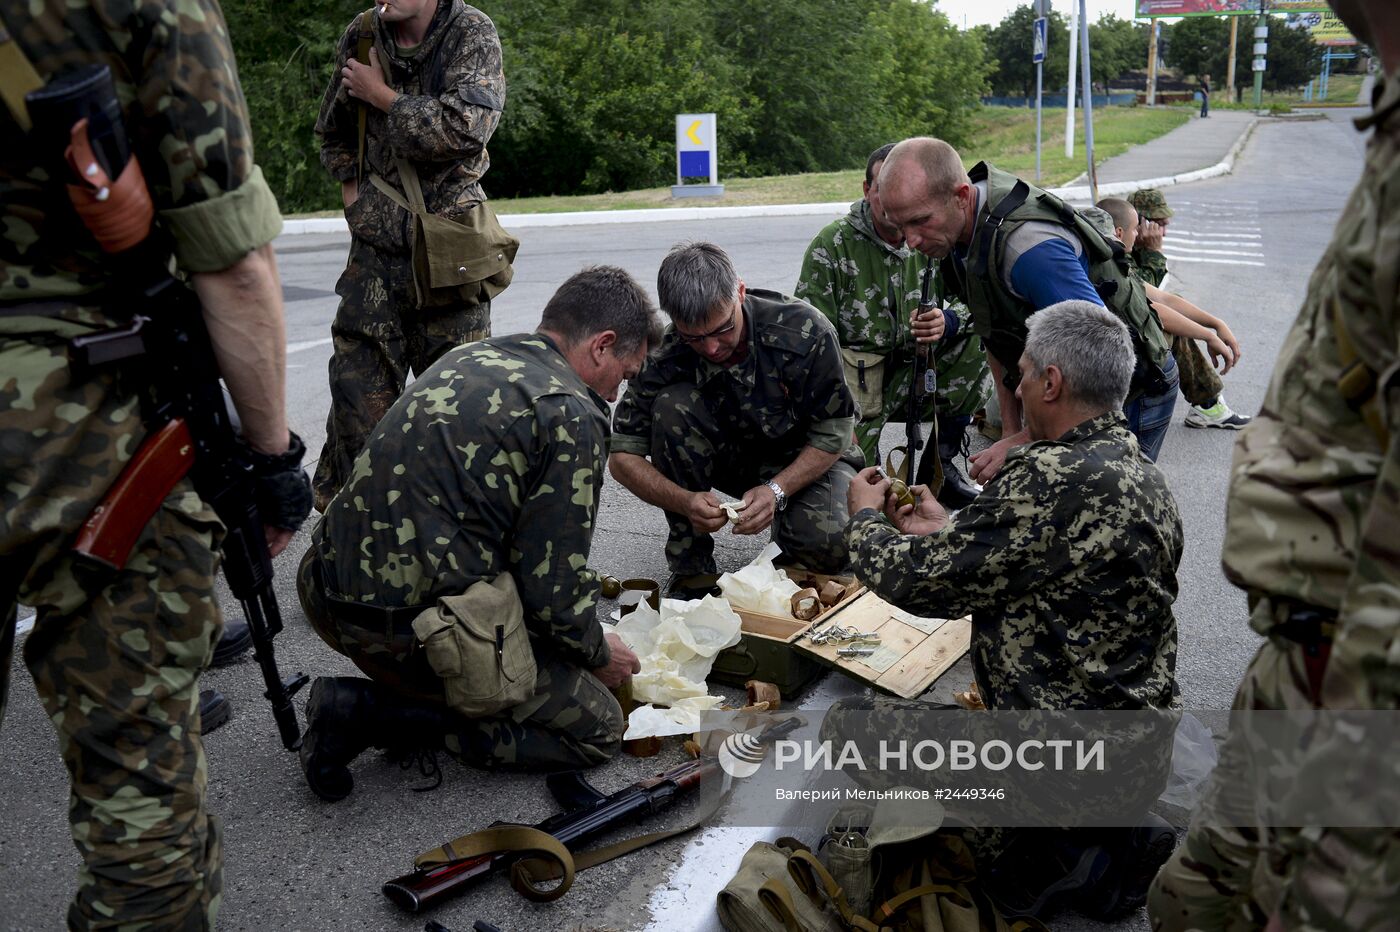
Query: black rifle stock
27 65 309 750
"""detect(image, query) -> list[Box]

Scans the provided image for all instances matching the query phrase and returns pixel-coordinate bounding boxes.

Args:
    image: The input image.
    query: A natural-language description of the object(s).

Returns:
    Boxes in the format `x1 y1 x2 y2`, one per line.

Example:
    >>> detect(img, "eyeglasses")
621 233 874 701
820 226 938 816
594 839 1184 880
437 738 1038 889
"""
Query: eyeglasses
675 302 740 346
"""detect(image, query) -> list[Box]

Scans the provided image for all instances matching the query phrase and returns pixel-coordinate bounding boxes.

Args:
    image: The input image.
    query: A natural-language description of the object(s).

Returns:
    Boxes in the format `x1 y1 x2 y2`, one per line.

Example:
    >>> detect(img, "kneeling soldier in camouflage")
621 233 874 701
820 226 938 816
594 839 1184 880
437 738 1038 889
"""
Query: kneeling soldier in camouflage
297 267 659 799
609 242 866 597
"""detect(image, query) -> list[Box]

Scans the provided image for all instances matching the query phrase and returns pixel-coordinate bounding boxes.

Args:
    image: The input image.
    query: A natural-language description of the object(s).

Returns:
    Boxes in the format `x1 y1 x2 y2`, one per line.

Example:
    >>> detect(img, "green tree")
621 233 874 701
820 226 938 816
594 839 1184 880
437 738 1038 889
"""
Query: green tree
984 5 1071 97
1161 15 1231 83
1087 14 1148 89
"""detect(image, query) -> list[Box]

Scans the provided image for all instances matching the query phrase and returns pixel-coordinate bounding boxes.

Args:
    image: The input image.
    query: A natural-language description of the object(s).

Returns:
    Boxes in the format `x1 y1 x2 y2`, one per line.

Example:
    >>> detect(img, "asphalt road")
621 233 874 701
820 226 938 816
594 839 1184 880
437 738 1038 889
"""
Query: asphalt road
0 108 1369 932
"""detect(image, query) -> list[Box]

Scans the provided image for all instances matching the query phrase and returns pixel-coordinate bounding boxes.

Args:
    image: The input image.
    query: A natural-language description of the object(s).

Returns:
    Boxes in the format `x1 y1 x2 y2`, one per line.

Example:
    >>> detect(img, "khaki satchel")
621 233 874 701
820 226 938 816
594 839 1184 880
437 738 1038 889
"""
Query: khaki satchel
411 573 537 718
370 164 519 309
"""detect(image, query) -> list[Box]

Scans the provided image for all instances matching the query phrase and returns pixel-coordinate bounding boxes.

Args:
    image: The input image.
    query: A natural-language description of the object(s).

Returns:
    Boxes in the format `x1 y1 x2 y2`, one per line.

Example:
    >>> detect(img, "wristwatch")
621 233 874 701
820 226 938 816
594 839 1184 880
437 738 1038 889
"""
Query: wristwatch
765 479 788 512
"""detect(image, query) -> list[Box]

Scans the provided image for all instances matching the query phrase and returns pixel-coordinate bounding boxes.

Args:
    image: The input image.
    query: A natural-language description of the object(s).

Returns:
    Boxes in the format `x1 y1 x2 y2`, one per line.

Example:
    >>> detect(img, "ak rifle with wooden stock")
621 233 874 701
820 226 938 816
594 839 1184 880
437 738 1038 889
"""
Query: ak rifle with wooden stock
383 716 802 913
25 64 309 750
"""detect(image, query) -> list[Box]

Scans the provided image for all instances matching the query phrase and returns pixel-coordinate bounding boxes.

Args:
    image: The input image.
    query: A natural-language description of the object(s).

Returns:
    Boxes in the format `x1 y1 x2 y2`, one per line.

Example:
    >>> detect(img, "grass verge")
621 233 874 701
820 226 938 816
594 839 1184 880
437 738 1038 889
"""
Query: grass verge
288 106 1190 219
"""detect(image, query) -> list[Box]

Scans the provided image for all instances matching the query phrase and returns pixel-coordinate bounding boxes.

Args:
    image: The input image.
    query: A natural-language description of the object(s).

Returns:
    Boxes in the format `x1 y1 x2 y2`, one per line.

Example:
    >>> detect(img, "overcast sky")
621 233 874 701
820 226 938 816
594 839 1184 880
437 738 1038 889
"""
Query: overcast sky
937 0 1143 30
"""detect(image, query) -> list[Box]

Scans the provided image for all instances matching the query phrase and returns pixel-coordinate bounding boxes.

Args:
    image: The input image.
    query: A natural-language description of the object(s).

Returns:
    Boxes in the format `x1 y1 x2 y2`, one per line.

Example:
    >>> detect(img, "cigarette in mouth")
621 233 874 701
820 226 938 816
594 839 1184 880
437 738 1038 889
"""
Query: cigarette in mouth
380 3 388 13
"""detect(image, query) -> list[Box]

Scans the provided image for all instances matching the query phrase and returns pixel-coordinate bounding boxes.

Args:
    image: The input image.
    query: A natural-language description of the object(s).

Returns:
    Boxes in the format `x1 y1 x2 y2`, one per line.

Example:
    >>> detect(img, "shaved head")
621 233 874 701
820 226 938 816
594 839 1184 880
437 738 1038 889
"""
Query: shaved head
879 137 968 201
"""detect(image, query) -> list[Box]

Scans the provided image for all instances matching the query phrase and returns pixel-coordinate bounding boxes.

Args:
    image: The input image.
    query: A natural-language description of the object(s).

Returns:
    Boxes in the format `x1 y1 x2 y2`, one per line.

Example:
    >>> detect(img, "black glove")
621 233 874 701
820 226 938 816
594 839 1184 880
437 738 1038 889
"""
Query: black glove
245 431 313 532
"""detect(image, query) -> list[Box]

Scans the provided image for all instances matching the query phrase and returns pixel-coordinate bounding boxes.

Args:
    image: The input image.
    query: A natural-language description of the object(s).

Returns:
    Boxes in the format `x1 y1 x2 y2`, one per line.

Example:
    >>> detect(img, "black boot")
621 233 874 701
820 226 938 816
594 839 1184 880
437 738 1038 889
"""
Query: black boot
198 688 232 735
300 676 454 801
664 572 722 602
210 618 252 667
934 416 981 509
986 829 1111 920
1075 814 1178 920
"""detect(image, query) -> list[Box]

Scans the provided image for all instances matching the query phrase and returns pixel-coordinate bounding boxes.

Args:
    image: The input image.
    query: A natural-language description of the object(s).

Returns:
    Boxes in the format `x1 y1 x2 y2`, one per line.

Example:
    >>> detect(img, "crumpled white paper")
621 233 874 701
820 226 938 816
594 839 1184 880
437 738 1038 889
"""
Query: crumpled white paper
623 695 725 740
717 542 802 616
610 595 744 739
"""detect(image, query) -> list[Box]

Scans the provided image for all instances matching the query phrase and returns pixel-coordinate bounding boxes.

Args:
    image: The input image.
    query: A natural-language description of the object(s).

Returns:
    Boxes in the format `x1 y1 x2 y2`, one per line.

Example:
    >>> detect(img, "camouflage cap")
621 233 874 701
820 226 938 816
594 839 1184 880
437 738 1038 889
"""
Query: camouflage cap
1079 206 1119 243
1128 188 1174 220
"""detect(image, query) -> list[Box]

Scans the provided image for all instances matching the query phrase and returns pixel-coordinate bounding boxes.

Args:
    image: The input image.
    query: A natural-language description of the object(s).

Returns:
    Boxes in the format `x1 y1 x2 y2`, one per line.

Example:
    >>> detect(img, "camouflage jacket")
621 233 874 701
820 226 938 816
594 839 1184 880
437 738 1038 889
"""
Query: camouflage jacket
847 412 1182 711
1131 246 1168 288
794 199 971 356
611 289 858 459
1223 77 1400 708
317 0 505 255
0 0 282 322
316 333 612 670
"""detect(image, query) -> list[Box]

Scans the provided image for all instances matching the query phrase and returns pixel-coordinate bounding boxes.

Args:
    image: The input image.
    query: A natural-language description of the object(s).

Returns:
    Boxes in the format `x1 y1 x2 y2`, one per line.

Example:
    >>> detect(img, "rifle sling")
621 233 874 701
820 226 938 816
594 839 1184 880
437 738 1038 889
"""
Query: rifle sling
354 9 376 183
414 787 723 903
0 17 42 131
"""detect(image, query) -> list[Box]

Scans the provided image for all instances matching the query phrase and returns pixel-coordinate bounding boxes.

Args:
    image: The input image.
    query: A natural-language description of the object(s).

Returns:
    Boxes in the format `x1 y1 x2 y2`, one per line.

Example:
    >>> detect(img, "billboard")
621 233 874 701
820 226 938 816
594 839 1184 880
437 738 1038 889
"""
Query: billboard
1293 11 1359 46
1136 1 1329 15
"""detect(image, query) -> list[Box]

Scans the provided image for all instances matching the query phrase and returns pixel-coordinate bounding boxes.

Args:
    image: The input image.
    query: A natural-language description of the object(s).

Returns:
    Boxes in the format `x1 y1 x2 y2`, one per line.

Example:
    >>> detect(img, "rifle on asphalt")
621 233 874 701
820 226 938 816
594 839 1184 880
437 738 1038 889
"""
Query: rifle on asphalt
383 715 803 913
25 64 311 750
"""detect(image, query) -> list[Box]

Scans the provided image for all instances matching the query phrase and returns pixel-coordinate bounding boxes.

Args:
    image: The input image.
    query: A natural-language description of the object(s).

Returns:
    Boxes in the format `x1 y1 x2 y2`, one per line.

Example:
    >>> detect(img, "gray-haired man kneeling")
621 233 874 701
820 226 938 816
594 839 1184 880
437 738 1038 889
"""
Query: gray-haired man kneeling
844 300 1183 920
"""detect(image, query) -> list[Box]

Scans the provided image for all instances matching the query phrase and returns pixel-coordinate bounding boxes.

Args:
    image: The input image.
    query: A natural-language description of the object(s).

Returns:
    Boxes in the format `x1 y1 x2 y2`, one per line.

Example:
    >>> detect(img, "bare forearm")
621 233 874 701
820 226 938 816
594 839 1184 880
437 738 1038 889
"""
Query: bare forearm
1153 301 1215 342
772 446 841 497
608 452 693 514
191 243 289 455
1145 283 1220 329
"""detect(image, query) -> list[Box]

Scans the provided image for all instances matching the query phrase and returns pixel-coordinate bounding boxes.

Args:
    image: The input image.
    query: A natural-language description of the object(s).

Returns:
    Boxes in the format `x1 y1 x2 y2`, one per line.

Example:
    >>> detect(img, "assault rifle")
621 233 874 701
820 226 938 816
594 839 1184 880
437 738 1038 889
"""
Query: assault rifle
26 65 309 749
892 258 944 497
383 715 802 913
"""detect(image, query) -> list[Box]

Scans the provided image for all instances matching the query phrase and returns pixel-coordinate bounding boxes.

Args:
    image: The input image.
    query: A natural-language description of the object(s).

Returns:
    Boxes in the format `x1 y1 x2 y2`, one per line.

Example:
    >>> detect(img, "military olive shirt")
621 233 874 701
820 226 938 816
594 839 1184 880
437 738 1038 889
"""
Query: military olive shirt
0 0 283 319
316 334 611 670
611 289 858 459
847 412 1182 711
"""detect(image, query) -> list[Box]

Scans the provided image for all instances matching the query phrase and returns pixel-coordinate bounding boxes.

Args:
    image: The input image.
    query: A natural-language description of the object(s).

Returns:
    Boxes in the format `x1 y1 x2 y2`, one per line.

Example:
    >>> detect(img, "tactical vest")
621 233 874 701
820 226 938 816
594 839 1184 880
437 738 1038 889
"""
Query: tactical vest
943 162 1172 397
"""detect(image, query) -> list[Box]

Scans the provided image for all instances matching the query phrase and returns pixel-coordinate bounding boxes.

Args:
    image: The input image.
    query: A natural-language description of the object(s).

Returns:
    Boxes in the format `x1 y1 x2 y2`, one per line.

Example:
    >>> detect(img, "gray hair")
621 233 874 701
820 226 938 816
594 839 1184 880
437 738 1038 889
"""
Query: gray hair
1024 301 1135 411
539 265 663 356
656 242 740 328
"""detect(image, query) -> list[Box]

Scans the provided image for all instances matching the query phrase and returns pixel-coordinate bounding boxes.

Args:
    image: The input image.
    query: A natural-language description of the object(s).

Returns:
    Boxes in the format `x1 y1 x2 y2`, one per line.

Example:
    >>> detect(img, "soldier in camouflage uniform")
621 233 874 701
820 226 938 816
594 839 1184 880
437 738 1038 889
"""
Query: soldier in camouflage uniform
609 242 864 589
312 0 507 511
795 144 992 508
1149 4 1400 927
839 301 1182 919
297 267 660 798
1126 188 1251 430
0 1 307 926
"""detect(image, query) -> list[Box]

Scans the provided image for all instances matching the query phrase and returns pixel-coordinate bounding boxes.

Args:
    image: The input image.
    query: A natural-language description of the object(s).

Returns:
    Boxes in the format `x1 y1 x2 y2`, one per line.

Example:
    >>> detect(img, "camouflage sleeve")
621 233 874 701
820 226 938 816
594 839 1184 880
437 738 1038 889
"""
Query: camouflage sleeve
846 457 1046 618
386 18 505 165
1135 249 1168 287
796 320 858 453
315 21 360 184
794 232 843 328
516 398 610 669
609 350 670 457
133 0 282 271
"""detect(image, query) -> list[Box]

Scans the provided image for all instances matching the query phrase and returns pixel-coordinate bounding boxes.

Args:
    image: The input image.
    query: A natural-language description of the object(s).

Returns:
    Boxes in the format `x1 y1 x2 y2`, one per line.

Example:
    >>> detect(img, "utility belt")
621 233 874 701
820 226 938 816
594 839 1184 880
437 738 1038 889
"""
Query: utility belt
307 546 424 640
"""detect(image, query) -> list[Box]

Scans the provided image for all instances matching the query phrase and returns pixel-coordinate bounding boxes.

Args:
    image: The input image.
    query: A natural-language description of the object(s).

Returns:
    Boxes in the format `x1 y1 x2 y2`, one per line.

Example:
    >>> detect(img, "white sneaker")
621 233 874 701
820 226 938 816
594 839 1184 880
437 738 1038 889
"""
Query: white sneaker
1185 399 1251 430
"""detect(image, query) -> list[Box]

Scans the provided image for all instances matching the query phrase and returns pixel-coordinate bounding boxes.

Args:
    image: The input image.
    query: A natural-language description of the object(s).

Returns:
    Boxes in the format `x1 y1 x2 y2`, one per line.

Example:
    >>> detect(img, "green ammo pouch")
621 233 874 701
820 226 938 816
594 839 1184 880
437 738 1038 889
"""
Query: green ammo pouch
840 348 887 421
370 160 519 309
411 572 537 718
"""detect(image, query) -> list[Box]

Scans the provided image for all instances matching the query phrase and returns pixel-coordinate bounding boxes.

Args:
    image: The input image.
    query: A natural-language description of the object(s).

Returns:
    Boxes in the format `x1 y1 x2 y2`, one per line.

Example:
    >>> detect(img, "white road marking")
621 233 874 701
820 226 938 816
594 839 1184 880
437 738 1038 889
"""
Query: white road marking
1160 244 1265 257
1159 253 1267 267
286 337 333 355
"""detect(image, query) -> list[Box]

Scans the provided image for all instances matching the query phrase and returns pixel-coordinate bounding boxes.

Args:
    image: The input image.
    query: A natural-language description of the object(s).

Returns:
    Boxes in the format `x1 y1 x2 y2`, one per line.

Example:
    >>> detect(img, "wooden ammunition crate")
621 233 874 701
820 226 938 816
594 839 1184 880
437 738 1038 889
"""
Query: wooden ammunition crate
708 574 971 700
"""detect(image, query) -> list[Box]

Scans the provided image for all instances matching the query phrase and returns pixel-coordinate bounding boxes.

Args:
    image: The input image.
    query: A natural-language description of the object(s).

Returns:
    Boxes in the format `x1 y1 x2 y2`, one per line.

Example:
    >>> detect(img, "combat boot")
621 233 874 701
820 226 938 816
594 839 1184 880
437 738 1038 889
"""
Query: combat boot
1075 814 1178 920
934 416 981 510
198 688 232 735
300 676 455 801
210 618 252 667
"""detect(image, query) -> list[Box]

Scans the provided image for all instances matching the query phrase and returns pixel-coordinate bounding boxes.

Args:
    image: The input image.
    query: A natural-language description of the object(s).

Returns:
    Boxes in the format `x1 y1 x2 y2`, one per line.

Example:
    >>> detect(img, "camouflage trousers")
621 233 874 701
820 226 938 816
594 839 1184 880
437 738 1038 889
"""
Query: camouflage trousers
852 330 992 467
312 237 490 511
297 546 622 769
647 384 862 576
1 331 224 930
1149 599 1400 931
1171 334 1224 409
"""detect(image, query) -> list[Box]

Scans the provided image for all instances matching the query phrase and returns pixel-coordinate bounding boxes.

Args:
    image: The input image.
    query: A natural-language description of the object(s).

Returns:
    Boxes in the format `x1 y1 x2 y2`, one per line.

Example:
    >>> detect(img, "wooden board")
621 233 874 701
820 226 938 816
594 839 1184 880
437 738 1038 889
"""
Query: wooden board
794 590 970 699
730 573 865 644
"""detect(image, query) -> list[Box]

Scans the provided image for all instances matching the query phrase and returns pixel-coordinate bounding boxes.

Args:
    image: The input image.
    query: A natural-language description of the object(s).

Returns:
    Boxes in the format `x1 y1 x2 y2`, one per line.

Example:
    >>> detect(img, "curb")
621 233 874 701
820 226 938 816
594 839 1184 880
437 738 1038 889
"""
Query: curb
278 120 1261 237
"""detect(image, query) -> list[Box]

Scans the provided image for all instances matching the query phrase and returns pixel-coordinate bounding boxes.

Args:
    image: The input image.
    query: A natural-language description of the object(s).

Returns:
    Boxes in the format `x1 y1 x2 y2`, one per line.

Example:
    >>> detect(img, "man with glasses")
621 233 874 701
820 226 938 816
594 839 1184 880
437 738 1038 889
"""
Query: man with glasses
609 242 864 596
